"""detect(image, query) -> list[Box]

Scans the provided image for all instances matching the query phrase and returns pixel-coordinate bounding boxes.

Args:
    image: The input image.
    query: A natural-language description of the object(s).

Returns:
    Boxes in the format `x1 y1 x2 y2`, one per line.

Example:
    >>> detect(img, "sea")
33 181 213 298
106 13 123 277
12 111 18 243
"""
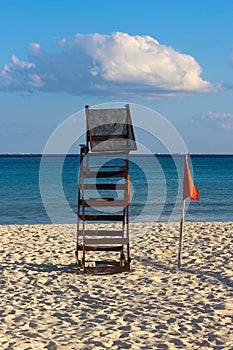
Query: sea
0 154 232 225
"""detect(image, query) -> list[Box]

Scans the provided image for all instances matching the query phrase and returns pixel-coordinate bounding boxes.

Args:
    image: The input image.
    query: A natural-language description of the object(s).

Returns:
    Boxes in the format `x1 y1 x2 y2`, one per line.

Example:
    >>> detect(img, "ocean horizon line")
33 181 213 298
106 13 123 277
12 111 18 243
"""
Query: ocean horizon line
0 153 233 157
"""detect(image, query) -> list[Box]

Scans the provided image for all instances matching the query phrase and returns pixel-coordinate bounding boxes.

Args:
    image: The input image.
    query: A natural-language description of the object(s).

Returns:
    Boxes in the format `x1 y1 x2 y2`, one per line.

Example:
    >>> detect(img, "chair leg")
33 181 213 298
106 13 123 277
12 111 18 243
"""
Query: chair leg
120 248 125 266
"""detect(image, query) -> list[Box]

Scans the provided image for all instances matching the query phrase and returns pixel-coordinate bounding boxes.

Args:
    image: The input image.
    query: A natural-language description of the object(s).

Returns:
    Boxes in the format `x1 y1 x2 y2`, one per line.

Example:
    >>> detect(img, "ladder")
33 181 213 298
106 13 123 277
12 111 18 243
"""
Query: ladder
76 146 131 274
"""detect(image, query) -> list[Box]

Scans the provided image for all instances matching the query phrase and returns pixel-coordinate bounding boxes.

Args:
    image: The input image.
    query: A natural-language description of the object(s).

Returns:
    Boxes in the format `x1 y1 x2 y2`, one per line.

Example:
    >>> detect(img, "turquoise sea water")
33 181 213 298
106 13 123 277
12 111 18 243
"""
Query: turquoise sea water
0 155 232 224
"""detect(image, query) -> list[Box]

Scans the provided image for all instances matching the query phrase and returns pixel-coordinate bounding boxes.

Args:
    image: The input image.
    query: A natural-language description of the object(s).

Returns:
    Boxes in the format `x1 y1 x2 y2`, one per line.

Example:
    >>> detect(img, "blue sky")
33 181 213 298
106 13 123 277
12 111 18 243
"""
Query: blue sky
0 0 232 153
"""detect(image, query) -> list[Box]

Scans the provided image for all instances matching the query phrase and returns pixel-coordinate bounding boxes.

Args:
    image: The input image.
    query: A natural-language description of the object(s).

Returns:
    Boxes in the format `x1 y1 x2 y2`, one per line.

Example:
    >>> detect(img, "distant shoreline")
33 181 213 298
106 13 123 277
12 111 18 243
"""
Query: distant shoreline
0 153 233 157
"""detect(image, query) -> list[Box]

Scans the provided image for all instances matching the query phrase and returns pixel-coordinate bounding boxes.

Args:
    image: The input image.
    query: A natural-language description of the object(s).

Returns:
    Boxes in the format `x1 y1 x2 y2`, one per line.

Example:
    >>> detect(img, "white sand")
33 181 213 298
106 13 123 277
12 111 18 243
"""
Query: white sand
0 222 232 349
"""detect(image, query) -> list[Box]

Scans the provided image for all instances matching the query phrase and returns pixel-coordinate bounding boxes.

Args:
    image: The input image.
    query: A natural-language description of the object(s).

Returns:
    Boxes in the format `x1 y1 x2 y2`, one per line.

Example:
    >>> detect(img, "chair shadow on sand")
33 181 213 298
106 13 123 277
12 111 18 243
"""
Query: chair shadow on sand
14 256 233 289
132 255 233 290
4 253 232 289
4 261 68 273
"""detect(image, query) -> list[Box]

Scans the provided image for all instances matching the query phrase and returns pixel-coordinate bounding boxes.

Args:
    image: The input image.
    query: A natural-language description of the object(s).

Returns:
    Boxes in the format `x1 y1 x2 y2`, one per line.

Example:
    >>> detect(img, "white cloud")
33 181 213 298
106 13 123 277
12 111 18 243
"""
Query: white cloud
11 54 35 69
0 32 215 96
193 111 233 130
0 54 37 90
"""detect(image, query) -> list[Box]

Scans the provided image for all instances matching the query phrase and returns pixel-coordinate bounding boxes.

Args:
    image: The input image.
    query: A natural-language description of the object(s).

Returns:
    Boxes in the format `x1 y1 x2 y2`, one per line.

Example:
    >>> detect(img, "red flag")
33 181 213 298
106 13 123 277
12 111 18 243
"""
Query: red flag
183 155 199 201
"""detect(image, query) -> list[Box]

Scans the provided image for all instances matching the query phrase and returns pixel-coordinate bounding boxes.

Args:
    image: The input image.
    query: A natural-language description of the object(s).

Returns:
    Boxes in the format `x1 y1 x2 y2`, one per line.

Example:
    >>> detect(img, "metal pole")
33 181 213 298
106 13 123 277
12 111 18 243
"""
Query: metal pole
178 199 185 268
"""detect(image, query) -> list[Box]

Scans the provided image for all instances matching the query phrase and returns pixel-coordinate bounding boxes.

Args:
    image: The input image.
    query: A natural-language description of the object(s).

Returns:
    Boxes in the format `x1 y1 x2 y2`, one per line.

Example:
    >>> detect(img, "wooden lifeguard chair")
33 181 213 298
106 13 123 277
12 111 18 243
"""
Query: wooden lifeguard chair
75 104 137 274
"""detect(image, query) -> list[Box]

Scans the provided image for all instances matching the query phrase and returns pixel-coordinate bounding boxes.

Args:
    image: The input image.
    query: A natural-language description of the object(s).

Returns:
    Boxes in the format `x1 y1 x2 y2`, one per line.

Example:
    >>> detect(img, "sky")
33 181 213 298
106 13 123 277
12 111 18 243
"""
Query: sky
0 0 232 154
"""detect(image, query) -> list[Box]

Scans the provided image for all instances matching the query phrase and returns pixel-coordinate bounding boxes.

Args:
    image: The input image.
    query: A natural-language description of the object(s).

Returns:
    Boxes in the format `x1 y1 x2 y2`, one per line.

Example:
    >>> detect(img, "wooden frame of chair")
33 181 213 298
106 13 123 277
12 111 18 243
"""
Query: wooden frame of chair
74 104 136 274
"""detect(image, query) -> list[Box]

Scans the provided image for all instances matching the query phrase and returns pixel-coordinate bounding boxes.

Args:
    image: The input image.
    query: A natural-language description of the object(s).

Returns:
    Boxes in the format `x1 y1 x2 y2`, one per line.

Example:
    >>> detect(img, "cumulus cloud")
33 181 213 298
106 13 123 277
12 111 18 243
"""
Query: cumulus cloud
193 111 233 130
0 32 214 96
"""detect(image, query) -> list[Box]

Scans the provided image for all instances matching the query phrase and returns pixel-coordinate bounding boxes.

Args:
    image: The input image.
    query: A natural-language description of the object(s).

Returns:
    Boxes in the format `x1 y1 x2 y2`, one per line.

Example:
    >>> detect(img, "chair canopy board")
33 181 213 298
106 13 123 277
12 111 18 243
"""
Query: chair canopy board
86 104 137 152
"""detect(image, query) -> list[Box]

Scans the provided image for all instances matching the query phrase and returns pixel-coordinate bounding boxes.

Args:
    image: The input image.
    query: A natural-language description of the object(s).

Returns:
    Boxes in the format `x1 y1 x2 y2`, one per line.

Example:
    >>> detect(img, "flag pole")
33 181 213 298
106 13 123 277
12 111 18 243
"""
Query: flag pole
178 198 185 268
178 153 188 268
178 153 199 268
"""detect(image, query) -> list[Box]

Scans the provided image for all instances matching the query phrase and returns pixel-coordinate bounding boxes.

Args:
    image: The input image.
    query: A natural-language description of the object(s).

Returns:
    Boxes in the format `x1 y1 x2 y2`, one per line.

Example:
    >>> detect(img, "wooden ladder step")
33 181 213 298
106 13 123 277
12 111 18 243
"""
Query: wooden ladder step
83 165 126 169
78 214 124 221
84 265 130 274
79 199 128 207
84 238 128 245
82 171 127 178
77 245 123 252
79 183 126 190
86 151 129 157
78 230 124 237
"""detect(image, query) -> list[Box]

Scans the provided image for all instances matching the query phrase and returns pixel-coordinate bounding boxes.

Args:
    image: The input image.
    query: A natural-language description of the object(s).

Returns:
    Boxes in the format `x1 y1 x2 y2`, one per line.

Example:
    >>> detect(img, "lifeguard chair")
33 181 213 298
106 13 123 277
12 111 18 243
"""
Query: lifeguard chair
75 104 137 274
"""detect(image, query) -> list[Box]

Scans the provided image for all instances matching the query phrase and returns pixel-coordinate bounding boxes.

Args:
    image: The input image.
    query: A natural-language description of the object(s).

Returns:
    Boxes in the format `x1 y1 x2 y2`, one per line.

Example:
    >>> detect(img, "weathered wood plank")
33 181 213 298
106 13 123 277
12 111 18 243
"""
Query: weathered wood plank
78 214 124 221
84 238 128 245
79 230 124 237
77 244 123 251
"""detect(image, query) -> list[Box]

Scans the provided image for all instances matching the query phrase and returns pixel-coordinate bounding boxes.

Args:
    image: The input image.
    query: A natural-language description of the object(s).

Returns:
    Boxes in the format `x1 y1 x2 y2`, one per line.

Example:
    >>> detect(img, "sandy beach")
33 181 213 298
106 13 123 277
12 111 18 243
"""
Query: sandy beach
0 222 232 349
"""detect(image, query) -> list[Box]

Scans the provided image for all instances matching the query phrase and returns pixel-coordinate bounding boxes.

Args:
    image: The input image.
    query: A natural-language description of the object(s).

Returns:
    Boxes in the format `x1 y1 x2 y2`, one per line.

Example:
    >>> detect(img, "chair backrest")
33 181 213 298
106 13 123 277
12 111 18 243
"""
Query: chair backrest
85 104 137 152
